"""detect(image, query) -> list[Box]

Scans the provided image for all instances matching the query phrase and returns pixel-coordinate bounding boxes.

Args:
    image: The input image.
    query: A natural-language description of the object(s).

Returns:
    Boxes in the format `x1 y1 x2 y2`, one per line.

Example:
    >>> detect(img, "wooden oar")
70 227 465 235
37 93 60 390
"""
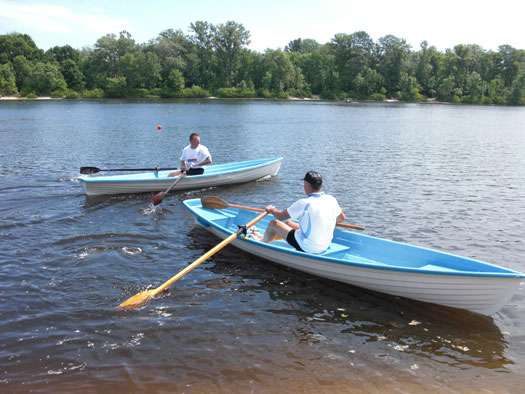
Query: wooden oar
153 172 185 206
80 166 179 175
117 210 268 309
201 196 365 231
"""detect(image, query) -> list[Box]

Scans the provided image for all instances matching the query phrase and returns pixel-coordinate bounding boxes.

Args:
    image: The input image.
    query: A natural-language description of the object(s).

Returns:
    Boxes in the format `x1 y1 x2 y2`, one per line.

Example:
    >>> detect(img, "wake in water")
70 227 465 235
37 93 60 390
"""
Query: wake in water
140 204 157 216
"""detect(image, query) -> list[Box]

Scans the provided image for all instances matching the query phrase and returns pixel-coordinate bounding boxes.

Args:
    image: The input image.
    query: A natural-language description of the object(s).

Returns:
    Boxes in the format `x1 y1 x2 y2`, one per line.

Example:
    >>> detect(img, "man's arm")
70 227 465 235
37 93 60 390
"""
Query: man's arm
336 210 346 222
266 205 291 221
188 155 212 168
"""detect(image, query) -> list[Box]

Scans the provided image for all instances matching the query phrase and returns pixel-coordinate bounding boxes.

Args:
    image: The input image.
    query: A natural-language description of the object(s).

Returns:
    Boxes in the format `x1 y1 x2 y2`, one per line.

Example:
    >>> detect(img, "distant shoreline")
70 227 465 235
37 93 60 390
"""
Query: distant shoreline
0 95 404 102
0 95 451 105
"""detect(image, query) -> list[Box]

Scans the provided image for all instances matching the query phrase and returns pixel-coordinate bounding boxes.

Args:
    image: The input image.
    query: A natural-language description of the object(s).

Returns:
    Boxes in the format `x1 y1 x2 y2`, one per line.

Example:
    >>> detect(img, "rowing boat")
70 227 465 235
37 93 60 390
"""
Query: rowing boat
182 198 524 315
78 157 282 196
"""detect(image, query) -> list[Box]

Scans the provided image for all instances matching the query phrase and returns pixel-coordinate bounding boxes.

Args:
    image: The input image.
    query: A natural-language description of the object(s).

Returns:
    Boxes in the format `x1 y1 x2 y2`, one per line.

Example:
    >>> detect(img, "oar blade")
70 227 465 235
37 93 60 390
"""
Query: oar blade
117 289 156 310
80 166 101 175
153 192 165 206
201 196 229 210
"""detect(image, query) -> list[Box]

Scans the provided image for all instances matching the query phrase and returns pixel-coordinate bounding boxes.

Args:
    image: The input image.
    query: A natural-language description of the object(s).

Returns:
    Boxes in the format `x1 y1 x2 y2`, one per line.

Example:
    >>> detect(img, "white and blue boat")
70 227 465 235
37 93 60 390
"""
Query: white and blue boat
79 157 282 196
183 198 524 316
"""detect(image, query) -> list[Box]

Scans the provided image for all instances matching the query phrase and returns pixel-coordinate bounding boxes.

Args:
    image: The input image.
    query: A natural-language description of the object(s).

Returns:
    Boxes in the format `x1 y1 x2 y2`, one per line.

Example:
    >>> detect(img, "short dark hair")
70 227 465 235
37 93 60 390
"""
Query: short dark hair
189 133 199 141
302 171 322 189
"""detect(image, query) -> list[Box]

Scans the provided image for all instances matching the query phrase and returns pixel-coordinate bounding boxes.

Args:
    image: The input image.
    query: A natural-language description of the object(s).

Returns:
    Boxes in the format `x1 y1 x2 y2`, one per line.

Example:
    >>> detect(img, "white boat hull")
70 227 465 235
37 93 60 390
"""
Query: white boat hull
182 198 523 316
79 158 282 196
206 225 521 315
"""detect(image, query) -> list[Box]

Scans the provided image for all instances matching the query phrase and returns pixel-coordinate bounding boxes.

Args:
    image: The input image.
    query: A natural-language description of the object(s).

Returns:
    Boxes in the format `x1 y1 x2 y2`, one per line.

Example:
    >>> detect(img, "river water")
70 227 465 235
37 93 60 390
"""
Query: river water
1 99 524 392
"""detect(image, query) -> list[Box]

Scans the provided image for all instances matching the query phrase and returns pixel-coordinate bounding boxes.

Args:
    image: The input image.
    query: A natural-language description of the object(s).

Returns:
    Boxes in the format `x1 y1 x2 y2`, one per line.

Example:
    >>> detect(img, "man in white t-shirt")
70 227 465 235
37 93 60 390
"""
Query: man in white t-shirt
251 171 346 254
168 133 212 177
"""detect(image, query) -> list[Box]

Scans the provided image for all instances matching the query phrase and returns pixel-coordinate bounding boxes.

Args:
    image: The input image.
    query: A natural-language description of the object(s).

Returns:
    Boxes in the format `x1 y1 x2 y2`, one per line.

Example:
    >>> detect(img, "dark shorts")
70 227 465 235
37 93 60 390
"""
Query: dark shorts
187 167 204 176
286 230 304 252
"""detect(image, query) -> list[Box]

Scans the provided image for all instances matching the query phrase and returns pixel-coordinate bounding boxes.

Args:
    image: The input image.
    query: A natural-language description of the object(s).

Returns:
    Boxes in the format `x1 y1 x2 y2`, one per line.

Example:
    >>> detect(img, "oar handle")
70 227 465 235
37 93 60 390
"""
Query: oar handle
80 166 179 175
227 203 364 230
151 211 268 296
165 172 185 194
335 222 365 231
228 203 265 212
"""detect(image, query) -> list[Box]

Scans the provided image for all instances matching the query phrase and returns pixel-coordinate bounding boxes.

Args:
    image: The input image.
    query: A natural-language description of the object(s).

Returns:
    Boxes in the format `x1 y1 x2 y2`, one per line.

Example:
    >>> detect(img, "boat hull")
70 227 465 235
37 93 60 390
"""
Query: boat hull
182 199 524 316
78 158 282 196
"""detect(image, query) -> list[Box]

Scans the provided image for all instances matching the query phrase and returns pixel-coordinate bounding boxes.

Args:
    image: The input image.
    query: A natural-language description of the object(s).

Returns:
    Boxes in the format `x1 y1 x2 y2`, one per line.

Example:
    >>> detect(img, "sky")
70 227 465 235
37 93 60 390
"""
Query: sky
1 0 524 53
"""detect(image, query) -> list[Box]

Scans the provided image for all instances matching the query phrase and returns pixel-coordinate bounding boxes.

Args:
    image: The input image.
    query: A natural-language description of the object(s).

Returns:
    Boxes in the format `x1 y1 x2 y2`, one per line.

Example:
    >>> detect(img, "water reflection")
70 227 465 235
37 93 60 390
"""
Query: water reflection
2 100 524 392
188 225 511 371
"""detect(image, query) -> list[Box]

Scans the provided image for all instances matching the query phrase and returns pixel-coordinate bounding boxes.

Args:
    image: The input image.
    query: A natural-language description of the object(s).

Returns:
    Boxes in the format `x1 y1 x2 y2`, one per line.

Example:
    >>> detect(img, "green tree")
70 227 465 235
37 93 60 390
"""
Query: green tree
465 71 483 102
45 45 80 64
168 69 185 92
11 55 31 91
497 45 524 87
104 76 127 97
509 71 525 104
437 75 456 101
188 21 214 88
376 35 411 95
25 62 66 95
91 31 138 78
414 41 441 97
148 29 188 83
261 49 295 93
487 78 507 104
330 31 374 92
212 21 251 87
300 51 330 94
285 38 321 54
354 66 384 97
0 33 42 63
399 72 423 101
60 59 84 91
0 62 17 95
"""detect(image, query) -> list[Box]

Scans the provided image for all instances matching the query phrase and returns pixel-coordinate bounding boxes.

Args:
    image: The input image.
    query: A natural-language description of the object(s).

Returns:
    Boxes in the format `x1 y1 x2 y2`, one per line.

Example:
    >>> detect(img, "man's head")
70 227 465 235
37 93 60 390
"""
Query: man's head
302 170 322 192
189 133 200 148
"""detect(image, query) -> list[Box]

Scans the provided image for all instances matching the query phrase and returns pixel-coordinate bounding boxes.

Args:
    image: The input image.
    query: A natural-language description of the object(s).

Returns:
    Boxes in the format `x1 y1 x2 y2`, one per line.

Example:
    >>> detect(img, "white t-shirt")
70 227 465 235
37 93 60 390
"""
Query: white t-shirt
180 144 211 169
287 192 342 254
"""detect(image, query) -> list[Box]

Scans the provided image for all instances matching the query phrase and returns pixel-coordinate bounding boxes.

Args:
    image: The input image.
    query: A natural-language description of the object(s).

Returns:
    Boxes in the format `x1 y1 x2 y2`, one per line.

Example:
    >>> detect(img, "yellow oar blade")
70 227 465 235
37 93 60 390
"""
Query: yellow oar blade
116 209 268 311
117 289 156 310
201 196 229 210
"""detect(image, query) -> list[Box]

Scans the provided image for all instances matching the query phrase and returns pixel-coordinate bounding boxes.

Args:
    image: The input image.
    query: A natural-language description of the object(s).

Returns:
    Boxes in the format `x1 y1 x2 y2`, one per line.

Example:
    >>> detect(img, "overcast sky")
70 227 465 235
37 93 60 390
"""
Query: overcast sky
1 0 524 53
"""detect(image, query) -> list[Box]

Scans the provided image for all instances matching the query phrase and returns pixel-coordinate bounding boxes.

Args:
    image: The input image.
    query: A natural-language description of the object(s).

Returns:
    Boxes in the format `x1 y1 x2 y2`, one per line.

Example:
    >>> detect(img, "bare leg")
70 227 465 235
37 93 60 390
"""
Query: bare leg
262 220 292 243
285 220 299 230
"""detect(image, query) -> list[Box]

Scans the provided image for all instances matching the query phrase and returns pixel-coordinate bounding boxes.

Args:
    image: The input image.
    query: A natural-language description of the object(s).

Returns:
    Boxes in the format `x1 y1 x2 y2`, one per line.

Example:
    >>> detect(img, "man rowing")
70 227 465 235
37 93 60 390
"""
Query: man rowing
251 171 346 254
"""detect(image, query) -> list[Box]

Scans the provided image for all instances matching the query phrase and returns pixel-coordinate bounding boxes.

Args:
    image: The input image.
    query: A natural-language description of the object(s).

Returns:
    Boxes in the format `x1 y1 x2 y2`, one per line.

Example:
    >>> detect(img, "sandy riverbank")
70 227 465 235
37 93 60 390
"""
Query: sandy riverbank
0 96 52 100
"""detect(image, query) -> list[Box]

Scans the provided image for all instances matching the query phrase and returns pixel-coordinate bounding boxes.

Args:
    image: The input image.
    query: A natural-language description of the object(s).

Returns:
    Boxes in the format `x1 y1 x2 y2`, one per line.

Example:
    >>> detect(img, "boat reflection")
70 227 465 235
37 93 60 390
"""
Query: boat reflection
188 225 511 371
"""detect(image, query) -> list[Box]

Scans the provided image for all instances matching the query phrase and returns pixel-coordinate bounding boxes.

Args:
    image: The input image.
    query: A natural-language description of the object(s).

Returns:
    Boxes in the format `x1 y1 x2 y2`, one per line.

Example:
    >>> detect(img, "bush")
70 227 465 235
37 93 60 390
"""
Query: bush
82 89 104 98
492 96 506 105
369 93 385 101
51 89 66 98
400 88 424 102
149 88 161 97
216 86 256 98
181 86 210 98
65 89 80 99
129 88 150 98
256 88 272 98
287 87 311 98
274 90 289 99
24 91 37 98
320 90 337 100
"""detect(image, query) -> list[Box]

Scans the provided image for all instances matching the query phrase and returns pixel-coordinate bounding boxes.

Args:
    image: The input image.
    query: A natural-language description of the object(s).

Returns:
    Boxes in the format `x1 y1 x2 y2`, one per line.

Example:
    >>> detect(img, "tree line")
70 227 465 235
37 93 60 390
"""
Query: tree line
1 21 525 104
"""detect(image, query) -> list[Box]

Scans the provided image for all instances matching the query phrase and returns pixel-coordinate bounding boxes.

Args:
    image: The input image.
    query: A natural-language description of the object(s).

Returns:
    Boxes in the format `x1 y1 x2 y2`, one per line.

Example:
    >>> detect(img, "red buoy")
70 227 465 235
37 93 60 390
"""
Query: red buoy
157 125 162 130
